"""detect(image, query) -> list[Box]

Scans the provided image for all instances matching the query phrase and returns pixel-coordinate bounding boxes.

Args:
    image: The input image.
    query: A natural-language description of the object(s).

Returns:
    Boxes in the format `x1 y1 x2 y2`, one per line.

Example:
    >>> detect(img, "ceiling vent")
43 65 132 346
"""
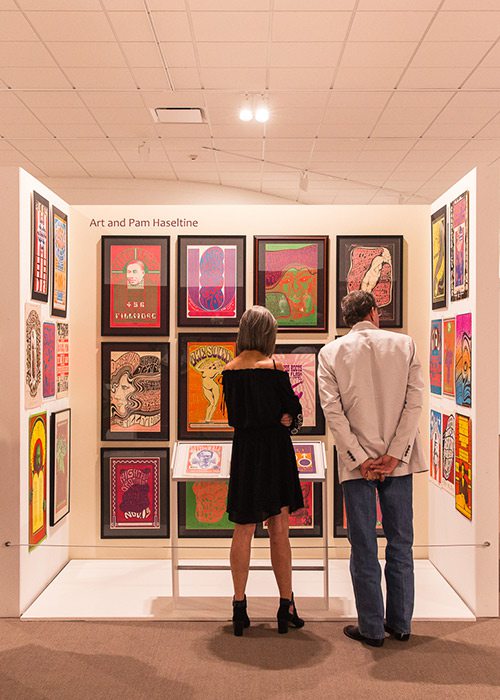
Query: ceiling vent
152 107 205 124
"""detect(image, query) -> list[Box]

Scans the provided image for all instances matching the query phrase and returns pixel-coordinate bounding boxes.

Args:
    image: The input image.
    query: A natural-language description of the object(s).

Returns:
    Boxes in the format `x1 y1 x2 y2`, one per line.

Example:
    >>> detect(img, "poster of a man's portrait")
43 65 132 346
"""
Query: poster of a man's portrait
101 342 169 441
178 333 236 440
254 236 329 333
336 235 403 329
177 235 246 327
101 236 169 336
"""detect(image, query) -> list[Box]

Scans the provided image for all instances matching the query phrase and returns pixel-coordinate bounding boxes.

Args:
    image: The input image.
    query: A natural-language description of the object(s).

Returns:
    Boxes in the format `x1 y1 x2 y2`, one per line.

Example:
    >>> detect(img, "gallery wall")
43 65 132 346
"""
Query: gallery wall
69 200 431 561
429 166 499 617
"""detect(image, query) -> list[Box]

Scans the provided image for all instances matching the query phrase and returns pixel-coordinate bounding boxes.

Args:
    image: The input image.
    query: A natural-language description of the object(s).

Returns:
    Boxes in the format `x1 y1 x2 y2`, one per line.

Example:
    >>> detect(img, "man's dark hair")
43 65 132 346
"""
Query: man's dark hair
341 291 377 327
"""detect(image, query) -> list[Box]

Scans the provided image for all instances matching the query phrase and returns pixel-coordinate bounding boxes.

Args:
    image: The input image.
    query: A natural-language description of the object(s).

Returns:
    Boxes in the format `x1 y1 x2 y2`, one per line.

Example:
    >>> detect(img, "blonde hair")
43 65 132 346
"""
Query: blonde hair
236 305 278 356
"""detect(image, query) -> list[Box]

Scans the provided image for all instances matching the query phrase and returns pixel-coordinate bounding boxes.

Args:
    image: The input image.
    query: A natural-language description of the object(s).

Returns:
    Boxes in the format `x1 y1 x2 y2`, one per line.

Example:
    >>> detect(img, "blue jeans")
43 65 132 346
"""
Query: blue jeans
342 475 414 639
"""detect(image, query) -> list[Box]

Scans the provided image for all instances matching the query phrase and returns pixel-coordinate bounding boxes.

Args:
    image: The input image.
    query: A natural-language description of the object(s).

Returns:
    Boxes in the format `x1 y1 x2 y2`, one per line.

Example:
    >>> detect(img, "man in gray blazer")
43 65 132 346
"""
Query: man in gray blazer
318 290 426 647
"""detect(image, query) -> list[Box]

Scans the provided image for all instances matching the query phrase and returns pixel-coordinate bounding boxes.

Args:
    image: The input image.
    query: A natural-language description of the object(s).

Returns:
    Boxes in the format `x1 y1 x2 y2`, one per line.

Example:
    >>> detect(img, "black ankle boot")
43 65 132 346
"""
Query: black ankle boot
277 593 304 634
232 595 250 636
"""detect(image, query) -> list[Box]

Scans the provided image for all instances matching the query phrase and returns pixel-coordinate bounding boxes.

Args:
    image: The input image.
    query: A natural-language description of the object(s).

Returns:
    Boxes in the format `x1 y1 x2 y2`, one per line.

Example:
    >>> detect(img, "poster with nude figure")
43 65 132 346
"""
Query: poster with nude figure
101 236 169 336
336 236 403 328
450 191 469 302
431 206 447 309
101 342 169 441
177 235 246 327
29 412 47 550
101 448 168 538
274 344 325 435
254 236 328 332
455 414 472 520
178 333 236 440
455 312 472 408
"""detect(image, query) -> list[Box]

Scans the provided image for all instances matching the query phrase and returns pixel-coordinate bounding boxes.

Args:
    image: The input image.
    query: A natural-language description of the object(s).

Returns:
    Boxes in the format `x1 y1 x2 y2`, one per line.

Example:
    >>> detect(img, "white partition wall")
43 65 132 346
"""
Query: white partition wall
0 168 70 616
429 166 499 617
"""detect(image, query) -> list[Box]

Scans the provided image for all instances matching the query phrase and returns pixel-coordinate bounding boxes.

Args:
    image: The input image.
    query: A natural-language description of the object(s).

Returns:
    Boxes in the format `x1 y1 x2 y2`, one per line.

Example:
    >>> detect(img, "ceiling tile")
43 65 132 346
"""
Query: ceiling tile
0 122 53 138
141 91 202 110
200 67 265 90
108 11 155 41
269 67 334 89
349 11 433 41
272 12 351 42
264 137 312 151
314 137 364 151
128 162 176 177
151 12 194 42
318 123 374 137
362 137 416 150
0 150 31 164
358 0 440 7
191 11 268 42
268 107 325 124
398 66 472 89
371 123 429 138
61 138 116 151
330 91 391 108
102 0 150 8
0 1 18 8
463 67 500 89
100 123 158 138
18 91 83 108
161 42 197 68
198 42 268 68
275 0 355 7
388 91 452 108
17 148 76 162
376 106 442 125
0 11 38 40
190 0 270 8
119 39 163 67
168 67 202 89
74 149 123 162
481 42 500 67
154 123 211 138
442 0 500 8
83 162 131 177
18 1 101 7
411 41 492 68
47 123 106 138
323 107 383 124
475 117 500 138
47 42 126 68
342 42 417 67
434 104 499 125
0 106 40 124
0 91 23 107
11 138 65 150
31 107 96 124
269 42 342 67
35 161 89 177
0 66 71 88
265 123 318 138
63 67 136 89
413 138 466 151
90 107 153 124
131 67 171 89
0 42 56 67
81 91 145 108
426 12 500 42
334 66 402 89
269 91 330 108
24 11 115 42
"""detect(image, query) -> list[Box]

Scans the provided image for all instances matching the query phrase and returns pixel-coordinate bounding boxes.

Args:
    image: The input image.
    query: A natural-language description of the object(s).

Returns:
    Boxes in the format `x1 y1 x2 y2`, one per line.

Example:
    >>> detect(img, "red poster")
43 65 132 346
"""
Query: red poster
110 244 162 330
110 456 161 530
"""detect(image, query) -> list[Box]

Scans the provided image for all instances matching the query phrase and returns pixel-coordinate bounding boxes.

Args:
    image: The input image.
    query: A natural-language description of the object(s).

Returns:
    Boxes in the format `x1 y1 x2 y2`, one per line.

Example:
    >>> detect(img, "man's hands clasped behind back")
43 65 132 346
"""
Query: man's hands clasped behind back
360 454 399 481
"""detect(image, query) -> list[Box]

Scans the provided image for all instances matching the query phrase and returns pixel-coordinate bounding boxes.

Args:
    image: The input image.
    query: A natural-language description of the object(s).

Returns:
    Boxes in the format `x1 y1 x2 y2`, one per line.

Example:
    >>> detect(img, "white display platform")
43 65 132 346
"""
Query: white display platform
22 558 474 621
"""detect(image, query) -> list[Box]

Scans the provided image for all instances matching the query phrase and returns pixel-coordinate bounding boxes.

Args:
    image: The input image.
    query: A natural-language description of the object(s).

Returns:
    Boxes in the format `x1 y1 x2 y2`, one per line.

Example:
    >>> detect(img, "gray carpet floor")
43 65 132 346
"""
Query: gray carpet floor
0 618 499 699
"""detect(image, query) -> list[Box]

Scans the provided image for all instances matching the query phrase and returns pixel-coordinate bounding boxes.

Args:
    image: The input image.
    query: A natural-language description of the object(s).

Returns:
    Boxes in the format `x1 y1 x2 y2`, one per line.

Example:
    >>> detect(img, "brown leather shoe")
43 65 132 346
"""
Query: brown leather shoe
343 625 384 647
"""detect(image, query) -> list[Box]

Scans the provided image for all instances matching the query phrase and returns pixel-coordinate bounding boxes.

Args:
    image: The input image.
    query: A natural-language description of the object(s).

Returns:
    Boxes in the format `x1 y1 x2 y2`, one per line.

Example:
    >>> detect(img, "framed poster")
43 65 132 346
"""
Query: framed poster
431 206 447 310
450 191 469 302
31 191 50 303
336 235 403 329
254 236 328 332
429 410 442 485
455 413 472 520
455 312 472 408
101 448 169 538
101 236 169 336
274 344 325 435
51 206 68 317
178 480 234 538
256 482 323 538
42 322 56 399
56 321 69 399
101 342 169 441
441 413 455 496
177 235 246 327
29 412 47 549
443 318 455 397
333 456 384 538
292 440 326 480
50 409 71 526
171 441 232 480
178 333 236 440
25 303 42 409
430 319 442 396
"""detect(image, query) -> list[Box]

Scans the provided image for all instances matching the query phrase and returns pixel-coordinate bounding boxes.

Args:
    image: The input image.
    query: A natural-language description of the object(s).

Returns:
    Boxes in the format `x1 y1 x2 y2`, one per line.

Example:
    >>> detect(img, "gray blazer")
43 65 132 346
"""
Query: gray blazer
318 321 427 483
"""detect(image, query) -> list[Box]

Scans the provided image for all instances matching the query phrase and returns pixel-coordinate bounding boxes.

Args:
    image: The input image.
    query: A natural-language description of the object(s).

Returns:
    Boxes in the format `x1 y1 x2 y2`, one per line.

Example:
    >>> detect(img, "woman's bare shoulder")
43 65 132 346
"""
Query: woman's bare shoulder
255 357 283 370
224 359 238 370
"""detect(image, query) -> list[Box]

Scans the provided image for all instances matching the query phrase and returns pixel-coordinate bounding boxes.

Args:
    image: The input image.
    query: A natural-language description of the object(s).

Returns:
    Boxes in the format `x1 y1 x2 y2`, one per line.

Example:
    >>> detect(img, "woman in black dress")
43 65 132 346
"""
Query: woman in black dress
222 305 305 636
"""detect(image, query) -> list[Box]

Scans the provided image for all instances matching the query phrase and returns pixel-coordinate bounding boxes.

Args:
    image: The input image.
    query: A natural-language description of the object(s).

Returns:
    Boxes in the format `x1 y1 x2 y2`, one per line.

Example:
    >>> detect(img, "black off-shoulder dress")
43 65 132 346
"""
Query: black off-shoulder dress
222 367 304 524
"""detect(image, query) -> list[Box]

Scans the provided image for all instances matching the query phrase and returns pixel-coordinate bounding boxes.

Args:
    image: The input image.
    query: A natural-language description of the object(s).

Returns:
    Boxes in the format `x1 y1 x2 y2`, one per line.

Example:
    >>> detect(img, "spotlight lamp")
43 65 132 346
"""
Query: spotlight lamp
239 95 253 122
239 94 270 123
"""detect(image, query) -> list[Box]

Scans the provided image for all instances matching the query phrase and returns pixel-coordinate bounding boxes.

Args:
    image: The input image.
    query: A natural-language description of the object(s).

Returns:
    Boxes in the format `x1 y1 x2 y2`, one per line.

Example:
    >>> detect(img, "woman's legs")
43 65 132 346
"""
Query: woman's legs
230 523 256 600
267 507 292 600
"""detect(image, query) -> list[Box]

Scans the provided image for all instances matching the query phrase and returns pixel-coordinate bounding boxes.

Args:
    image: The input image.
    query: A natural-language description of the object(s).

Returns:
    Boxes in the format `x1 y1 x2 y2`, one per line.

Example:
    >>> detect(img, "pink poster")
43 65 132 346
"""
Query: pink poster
274 352 316 427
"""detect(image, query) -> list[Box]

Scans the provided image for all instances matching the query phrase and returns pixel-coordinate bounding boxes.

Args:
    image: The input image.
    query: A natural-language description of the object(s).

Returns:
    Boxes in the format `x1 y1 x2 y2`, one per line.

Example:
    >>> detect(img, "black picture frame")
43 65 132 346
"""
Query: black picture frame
255 482 323 538
49 408 71 526
101 235 170 336
101 448 169 539
254 236 329 333
431 206 447 310
177 481 234 538
51 206 68 318
333 449 385 538
177 235 246 327
336 235 403 329
177 333 236 441
274 343 325 435
31 191 50 303
101 342 169 441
